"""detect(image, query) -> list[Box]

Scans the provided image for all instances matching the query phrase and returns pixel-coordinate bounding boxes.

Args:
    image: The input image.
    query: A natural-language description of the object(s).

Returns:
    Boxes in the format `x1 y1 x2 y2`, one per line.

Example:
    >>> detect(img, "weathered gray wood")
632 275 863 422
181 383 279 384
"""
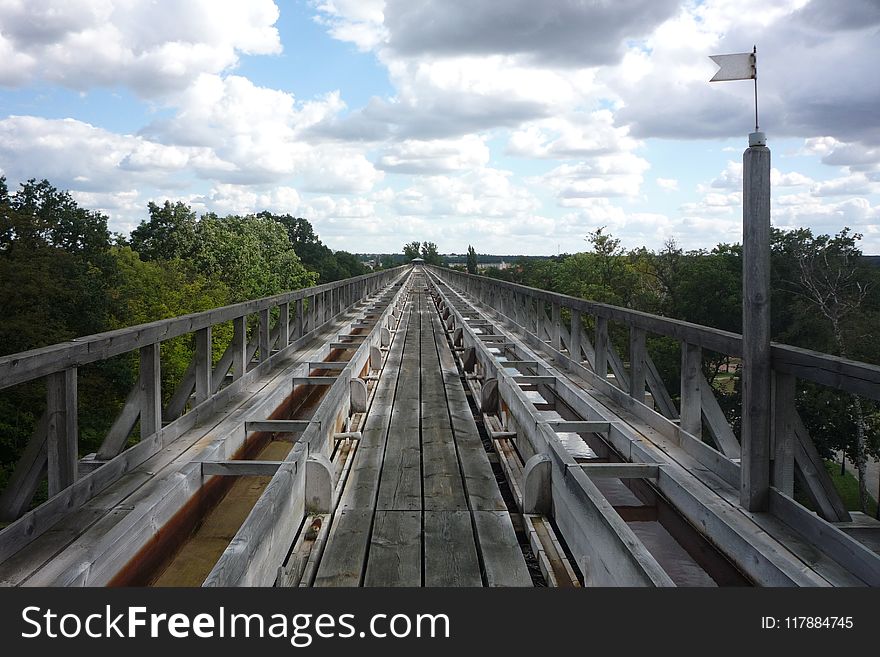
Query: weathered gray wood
364 510 421 586
292 376 337 385
512 375 557 385
231 315 247 380
46 368 78 496
314 509 373 586
699 371 741 459
545 420 610 434
680 342 702 438
194 326 212 406
259 308 270 362
551 302 561 350
629 326 646 403
278 302 290 350
424 511 482 586
769 489 880 585
523 454 551 515
579 463 660 479
645 354 679 420
595 316 608 379
0 412 48 521
245 420 314 433
472 511 532 587
305 454 333 513
772 371 796 496
791 410 850 522
294 297 304 341
741 141 772 511
201 460 282 476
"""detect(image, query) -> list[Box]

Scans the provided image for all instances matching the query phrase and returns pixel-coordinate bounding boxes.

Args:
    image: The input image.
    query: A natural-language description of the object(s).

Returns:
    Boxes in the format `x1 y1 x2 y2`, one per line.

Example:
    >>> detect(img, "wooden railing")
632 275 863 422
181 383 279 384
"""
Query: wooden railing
0 267 407 523
430 266 880 524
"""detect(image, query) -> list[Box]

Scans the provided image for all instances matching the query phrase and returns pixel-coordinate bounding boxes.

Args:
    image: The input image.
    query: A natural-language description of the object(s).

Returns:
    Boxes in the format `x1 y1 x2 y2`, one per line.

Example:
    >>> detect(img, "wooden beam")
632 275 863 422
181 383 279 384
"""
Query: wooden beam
194 326 212 406
96 383 140 460
245 420 315 433
791 410 850 522
202 460 282 476
629 326 646 403
231 315 247 380
46 368 78 496
139 344 161 439
699 371 742 459
258 308 270 362
278 302 290 350
545 420 610 434
595 316 608 379
292 376 337 385
578 463 660 479
0 412 48 521
680 342 702 438
772 371 795 496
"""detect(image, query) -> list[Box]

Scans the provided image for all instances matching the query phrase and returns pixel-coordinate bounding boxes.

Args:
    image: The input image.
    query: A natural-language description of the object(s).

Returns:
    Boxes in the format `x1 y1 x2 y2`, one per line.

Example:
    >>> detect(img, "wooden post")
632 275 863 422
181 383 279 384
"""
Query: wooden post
295 298 304 341
680 342 702 438
772 372 796 496
46 368 77 496
232 315 247 380
570 309 583 363
139 344 161 438
194 326 212 406
278 302 290 350
629 326 646 403
551 303 561 350
259 308 270 362
741 133 772 511
595 316 608 379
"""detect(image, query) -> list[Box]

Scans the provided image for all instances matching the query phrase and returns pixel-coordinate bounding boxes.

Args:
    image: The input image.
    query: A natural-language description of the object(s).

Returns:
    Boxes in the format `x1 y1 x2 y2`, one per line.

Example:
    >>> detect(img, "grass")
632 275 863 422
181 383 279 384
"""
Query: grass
823 461 878 516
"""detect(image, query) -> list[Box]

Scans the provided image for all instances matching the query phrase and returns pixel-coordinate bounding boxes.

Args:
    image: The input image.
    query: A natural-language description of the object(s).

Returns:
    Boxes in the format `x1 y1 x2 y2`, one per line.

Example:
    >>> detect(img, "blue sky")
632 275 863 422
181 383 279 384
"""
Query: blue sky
1 0 878 255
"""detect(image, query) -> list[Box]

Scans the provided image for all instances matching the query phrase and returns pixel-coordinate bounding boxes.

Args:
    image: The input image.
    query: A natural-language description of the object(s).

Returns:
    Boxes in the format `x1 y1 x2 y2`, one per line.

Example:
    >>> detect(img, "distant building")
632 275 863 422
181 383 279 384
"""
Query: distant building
411 257 425 264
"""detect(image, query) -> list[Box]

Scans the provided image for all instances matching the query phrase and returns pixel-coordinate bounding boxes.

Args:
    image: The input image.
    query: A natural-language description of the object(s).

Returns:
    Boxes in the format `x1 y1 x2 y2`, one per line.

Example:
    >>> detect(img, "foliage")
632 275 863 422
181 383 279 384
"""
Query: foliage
466 245 478 274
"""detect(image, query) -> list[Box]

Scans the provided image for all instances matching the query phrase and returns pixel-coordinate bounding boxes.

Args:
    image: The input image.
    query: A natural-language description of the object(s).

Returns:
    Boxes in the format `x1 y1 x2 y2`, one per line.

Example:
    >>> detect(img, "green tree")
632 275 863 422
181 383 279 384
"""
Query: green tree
420 241 443 266
466 245 478 274
129 201 197 261
403 241 422 260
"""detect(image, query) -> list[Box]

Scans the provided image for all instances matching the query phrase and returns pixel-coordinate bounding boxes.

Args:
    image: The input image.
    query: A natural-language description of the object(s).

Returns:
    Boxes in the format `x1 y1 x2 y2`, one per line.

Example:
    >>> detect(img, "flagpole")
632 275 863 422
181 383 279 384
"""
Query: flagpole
753 45 759 131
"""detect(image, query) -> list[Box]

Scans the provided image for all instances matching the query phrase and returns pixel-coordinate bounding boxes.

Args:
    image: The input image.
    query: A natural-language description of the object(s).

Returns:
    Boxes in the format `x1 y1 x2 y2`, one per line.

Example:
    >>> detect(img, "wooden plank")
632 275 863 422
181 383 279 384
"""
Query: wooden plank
0 412 48 521
578 463 660 479
245 420 314 433
472 511 532 587
139 344 161 440
629 326 646 403
259 308 270 362
772 371 796 496
278 302 290 350
292 376 337 385
645 354 679 420
699 371 742 458
363 510 421 587
308 361 347 370
423 510 482 586
201 460 282 476
595 316 608 378
46 368 78 497
545 420 610 434
96 384 141 460
680 342 702 438
231 315 247 380
195 326 212 406
792 410 850 522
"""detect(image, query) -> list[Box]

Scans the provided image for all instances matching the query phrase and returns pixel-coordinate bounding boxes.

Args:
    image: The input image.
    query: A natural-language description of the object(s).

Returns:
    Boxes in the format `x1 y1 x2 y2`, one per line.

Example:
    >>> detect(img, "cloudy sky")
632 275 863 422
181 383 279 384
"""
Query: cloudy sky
1 0 879 255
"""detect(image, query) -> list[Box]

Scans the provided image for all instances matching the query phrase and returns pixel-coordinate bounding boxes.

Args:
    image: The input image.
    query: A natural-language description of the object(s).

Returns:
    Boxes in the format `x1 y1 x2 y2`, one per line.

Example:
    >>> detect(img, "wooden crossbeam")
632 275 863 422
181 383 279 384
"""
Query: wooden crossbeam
578 463 660 479
545 420 610 434
293 376 337 385
202 460 283 476
512 375 556 386
245 420 315 433
308 361 347 370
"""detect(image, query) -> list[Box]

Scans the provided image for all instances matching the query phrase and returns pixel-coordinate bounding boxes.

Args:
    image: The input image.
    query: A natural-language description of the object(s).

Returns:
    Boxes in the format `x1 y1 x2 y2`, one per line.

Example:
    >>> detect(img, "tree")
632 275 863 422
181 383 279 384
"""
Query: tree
420 241 443 266
129 201 197 261
774 227 879 512
403 241 421 260
466 245 478 274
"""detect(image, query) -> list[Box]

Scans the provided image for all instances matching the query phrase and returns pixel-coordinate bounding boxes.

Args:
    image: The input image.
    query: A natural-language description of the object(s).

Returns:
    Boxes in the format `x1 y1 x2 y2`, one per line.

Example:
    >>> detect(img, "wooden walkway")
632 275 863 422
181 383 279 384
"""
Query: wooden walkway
312 275 532 587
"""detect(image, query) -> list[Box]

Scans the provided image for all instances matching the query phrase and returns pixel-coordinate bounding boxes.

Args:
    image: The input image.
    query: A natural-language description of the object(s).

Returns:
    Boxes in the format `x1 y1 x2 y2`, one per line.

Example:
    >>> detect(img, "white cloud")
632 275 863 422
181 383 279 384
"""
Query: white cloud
0 0 282 97
656 177 679 192
539 153 651 204
376 135 489 174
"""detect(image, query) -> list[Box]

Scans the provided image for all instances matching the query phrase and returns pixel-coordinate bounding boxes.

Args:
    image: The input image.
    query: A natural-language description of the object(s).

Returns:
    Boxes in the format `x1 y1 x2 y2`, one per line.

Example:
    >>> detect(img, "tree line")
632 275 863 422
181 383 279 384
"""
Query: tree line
0 177 366 499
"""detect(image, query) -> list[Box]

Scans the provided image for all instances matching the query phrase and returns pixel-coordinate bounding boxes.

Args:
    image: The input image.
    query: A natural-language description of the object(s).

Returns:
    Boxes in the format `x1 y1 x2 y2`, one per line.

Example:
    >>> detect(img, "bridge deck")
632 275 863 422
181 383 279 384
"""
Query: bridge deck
312 275 531 587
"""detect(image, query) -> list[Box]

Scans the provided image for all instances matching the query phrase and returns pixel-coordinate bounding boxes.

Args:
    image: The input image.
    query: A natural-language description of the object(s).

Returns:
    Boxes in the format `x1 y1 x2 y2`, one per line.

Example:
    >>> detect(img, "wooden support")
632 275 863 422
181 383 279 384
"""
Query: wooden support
380 326 392 347
194 326 212 406
645 354 678 420
306 454 333 514
202 460 282 477
309 361 347 370
741 138 772 511
294 297 304 341
278 302 290 349
139 344 161 439
791 410 850 522
512 375 557 386
350 378 368 414
570 309 583 364
369 345 382 372
258 308 270 362
629 326 646 403
232 315 247 380
480 378 499 414
551 303 561 351
0 412 48 520
680 342 702 438
293 376 337 385
46 368 78 496
579 463 660 479
772 371 796 496
699 372 741 458
595 316 608 379
245 420 314 433
96 384 140 460
523 454 552 515
545 420 610 434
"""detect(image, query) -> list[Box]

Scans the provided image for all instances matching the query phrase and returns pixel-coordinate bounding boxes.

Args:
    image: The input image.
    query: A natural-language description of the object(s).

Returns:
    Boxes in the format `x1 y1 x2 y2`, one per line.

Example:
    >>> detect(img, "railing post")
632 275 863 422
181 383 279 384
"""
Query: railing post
551 302 561 351
629 326 646 403
46 367 77 496
570 309 582 363
772 371 796 496
232 315 247 380
741 133 772 511
278 302 290 350
595 316 608 379
680 342 702 437
194 326 212 405
259 308 270 362
139 343 161 438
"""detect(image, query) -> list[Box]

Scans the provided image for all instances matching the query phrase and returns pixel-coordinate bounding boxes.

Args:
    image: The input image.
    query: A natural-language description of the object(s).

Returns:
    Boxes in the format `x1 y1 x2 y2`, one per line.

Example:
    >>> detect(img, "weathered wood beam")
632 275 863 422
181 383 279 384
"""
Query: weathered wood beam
202 460 282 477
46 368 78 496
0 412 48 521
194 326 212 406
139 345 161 439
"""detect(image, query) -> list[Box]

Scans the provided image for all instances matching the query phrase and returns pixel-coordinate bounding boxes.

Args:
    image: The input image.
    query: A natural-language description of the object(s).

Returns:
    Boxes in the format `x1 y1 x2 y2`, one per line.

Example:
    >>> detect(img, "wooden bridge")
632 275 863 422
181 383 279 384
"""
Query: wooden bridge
1 265 879 586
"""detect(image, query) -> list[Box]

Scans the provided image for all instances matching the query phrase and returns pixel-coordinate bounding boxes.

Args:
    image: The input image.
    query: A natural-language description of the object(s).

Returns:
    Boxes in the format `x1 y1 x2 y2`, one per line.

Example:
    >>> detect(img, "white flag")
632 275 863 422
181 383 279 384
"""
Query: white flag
709 52 756 81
